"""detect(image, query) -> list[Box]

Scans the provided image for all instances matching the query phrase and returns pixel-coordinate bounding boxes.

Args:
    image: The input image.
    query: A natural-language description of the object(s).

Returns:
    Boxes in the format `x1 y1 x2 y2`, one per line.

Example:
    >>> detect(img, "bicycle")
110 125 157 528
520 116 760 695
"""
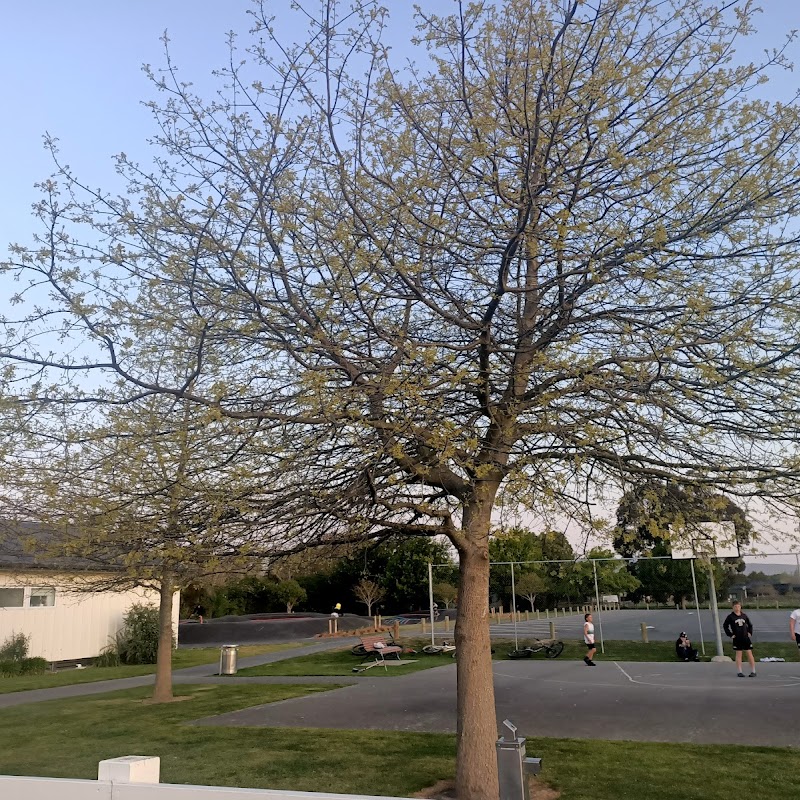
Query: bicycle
506 638 565 659
422 640 456 656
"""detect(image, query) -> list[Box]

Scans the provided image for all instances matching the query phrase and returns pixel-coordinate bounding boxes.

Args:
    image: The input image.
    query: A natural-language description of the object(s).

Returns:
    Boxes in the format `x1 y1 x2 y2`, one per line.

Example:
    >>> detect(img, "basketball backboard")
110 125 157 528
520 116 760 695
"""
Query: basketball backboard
670 521 739 560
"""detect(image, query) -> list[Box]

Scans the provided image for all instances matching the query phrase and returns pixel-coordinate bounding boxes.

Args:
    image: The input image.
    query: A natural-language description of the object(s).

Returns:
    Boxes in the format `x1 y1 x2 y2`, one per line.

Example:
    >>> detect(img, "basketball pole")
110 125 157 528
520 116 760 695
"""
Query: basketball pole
428 562 436 649
510 561 518 650
592 559 605 654
706 560 726 659
689 558 705 656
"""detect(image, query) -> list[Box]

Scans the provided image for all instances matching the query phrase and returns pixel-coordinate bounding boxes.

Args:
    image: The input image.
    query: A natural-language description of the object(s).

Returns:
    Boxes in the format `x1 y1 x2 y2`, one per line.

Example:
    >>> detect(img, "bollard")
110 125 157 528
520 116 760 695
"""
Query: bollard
445 616 450 631
500 605 504 615
422 618 427 634
497 720 541 800
378 614 382 627
525 611 530 622
536 610 540 620
393 620 400 640
549 621 555 640
569 606 573 614
640 622 649 643
334 617 338 634
545 608 550 619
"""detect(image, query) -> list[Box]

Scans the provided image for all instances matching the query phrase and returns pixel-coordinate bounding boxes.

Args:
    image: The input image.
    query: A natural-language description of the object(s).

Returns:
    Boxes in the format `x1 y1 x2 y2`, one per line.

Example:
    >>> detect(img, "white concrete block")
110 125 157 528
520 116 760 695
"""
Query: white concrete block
98 756 161 784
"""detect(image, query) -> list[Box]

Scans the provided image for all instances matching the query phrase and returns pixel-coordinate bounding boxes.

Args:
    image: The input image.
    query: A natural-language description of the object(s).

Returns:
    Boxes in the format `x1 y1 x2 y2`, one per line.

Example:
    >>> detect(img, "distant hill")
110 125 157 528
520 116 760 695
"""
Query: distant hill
744 562 798 577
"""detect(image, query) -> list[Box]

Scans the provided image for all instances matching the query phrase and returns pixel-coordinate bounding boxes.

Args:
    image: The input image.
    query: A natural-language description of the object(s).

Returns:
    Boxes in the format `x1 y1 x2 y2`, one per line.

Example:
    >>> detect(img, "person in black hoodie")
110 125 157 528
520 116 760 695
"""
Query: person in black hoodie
723 601 756 678
675 632 700 662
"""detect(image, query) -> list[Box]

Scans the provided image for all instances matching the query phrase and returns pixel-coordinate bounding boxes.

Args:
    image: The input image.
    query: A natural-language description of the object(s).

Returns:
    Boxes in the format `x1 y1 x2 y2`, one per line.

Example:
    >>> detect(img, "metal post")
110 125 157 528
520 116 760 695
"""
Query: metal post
428 562 436 649
707 563 726 659
511 561 519 650
689 558 706 656
592 560 605 654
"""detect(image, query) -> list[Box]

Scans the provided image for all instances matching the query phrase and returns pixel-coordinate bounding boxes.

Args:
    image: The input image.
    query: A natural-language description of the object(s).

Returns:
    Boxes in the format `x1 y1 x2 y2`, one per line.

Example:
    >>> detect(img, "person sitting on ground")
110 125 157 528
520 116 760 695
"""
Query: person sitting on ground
675 631 700 662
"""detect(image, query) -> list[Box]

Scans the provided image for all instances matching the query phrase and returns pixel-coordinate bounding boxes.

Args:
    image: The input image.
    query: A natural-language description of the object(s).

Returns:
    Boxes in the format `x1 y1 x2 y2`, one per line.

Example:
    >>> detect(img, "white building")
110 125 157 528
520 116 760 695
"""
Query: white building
0 522 179 662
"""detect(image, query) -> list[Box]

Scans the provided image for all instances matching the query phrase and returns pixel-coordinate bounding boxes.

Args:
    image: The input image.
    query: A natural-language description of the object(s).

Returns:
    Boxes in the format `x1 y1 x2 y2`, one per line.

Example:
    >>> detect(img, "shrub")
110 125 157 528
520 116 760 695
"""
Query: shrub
94 643 122 668
116 603 161 665
19 657 48 675
0 657 47 677
0 632 30 662
0 660 22 677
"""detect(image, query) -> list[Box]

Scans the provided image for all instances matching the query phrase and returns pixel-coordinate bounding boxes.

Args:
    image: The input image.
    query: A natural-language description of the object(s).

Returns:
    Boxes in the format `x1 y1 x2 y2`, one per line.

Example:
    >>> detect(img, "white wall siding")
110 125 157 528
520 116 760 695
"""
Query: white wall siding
0 572 180 661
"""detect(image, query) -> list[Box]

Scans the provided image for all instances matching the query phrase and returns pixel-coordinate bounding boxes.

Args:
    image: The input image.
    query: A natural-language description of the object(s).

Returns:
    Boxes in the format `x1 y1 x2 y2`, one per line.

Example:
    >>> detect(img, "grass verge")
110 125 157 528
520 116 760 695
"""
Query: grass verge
234 639 799 677
236 646 451 677
0 643 302 694
490 639 800 662
0 684 798 799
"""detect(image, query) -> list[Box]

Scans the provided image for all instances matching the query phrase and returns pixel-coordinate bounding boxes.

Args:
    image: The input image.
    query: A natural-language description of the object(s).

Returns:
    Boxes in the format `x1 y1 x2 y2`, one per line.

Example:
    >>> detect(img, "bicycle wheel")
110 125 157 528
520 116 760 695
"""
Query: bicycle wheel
351 644 368 656
422 645 442 655
545 641 564 659
507 648 532 659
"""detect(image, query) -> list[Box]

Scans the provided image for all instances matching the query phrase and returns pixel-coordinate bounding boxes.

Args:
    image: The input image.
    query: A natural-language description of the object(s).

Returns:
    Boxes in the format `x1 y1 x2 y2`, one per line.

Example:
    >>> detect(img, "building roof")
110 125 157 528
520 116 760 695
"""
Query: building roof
0 520 114 572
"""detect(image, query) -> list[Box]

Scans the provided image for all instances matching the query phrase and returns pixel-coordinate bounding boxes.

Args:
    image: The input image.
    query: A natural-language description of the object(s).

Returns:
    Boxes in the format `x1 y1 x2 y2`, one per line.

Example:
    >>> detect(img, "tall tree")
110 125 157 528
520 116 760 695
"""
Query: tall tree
5 2 800 796
514 571 548 611
353 577 385 616
3 395 268 702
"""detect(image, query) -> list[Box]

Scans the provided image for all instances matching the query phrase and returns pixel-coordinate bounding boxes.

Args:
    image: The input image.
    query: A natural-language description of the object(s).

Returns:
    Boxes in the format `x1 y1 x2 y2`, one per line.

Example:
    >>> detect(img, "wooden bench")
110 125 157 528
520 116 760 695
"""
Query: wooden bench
358 634 402 662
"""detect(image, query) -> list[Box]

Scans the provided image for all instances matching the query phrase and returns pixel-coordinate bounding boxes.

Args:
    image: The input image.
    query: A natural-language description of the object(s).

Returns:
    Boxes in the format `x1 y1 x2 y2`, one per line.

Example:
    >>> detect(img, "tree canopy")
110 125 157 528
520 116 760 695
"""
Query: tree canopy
4 2 800 796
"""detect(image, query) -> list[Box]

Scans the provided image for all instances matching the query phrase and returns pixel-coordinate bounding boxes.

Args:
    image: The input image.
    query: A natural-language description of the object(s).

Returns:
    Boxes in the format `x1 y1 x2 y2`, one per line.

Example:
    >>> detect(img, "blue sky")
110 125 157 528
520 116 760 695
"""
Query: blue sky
1 1 799 555
1 1 798 255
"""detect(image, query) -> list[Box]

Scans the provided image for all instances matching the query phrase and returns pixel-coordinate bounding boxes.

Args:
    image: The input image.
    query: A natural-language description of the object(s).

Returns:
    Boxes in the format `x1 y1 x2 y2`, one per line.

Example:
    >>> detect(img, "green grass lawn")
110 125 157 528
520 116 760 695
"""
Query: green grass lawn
0 684 798 799
0 643 301 694
232 639 800 679
490 638 800 662
236 645 451 677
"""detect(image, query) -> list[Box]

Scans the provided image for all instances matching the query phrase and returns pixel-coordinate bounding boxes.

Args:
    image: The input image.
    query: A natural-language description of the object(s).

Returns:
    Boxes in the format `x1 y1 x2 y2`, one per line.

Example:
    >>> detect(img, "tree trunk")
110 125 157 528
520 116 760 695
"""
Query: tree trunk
152 570 174 702
454 498 499 800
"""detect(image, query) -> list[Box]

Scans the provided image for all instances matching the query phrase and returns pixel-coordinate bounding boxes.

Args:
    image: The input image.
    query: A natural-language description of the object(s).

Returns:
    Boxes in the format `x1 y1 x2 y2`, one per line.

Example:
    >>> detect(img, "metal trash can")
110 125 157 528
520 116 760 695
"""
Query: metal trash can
219 644 239 676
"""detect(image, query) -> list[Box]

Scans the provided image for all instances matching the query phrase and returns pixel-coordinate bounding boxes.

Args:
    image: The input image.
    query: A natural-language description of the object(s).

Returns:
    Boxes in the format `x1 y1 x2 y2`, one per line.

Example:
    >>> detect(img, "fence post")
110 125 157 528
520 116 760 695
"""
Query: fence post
98 756 160 784
640 622 649 643
549 621 556 640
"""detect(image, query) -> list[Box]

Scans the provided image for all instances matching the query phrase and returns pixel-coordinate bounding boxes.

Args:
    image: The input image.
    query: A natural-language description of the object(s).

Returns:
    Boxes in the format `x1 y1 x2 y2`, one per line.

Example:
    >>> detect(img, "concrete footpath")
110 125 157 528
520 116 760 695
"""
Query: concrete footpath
0 638 358 710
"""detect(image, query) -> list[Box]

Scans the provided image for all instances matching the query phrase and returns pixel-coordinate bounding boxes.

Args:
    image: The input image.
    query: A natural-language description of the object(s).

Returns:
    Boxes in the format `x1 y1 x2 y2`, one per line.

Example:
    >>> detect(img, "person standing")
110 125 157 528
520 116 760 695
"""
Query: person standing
789 608 800 654
583 612 597 666
723 601 756 677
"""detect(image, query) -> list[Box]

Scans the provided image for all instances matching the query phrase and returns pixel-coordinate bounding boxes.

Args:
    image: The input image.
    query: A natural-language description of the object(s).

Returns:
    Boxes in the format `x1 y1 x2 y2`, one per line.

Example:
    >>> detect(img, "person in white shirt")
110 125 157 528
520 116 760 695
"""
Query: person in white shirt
790 608 800 653
583 612 597 667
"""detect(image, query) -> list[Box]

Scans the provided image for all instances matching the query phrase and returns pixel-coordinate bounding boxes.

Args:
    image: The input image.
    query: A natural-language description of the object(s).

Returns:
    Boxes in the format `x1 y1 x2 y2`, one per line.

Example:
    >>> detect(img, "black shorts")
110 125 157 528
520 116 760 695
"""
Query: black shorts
732 638 752 651
585 641 595 649
795 633 800 649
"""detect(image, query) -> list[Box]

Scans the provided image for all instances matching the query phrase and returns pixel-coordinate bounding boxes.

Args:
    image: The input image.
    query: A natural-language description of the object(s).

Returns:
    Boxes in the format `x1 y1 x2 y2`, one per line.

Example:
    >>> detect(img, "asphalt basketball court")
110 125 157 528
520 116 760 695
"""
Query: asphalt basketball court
195 656 800 747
